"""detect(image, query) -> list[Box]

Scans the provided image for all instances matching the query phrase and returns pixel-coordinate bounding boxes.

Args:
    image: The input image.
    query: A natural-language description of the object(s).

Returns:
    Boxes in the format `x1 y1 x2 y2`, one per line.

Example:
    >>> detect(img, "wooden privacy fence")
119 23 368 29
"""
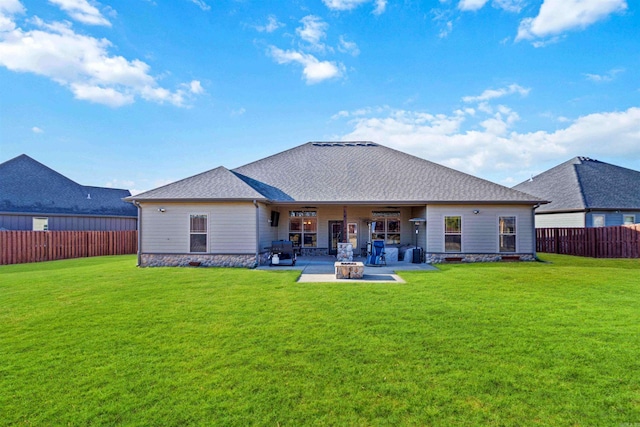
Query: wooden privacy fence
536 225 640 258
0 231 138 265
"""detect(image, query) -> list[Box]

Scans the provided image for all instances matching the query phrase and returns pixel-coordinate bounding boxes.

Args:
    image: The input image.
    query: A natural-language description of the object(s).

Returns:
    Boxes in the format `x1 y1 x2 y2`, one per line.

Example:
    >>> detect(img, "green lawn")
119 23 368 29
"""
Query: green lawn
1 255 639 426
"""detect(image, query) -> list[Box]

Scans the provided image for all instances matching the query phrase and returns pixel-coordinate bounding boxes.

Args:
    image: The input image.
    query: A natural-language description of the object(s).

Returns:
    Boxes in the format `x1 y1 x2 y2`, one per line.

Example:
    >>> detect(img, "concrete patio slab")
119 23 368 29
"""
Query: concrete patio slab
256 255 438 282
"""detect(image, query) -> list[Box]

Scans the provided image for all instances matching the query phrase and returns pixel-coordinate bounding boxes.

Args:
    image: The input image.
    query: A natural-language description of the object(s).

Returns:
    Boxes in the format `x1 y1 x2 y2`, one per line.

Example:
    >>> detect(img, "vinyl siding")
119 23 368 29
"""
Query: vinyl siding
140 202 256 254
535 212 585 228
259 203 279 251
427 205 534 253
0 213 137 231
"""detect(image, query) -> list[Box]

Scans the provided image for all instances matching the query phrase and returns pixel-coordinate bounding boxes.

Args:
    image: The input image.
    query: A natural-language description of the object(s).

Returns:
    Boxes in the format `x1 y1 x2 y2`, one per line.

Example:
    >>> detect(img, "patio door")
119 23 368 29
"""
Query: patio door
328 221 343 255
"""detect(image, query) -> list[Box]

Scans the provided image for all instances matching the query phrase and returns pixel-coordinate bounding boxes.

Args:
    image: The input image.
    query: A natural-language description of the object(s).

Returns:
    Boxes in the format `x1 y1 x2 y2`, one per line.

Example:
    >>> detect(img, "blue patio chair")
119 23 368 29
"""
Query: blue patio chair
367 240 386 266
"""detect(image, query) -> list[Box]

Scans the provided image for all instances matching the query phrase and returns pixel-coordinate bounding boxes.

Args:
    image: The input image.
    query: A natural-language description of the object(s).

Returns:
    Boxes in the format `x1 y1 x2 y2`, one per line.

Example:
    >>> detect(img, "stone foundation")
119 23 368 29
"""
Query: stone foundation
141 253 257 268
299 247 330 257
425 253 536 264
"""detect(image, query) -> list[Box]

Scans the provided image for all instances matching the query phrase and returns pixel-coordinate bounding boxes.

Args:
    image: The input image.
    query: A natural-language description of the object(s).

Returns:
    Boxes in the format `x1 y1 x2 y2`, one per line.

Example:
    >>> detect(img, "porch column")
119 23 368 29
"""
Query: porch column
343 205 348 243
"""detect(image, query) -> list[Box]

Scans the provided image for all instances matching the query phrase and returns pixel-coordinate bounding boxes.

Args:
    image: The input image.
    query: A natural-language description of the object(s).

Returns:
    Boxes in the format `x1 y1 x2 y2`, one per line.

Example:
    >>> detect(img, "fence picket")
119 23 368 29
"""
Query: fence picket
537 225 640 259
0 231 137 265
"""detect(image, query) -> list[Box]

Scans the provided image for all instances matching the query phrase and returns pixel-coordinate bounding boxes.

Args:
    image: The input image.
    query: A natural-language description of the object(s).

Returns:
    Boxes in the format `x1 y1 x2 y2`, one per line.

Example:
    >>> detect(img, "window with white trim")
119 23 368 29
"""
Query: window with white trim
189 214 208 253
623 214 635 225
33 217 48 231
444 216 462 252
593 214 605 227
499 216 516 252
371 211 401 245
289 211 317 247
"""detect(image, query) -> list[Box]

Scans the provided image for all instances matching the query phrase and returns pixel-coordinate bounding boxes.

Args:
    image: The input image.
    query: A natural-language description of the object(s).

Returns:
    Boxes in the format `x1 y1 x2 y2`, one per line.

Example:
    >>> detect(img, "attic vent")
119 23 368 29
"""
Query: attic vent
312 141 378 147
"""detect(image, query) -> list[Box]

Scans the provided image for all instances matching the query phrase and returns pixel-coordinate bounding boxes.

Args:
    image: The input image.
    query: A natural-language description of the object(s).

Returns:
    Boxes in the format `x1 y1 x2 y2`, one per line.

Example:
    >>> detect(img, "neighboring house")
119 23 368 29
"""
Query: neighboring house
126 141 544 267
0 154 137 231
513 156 640 228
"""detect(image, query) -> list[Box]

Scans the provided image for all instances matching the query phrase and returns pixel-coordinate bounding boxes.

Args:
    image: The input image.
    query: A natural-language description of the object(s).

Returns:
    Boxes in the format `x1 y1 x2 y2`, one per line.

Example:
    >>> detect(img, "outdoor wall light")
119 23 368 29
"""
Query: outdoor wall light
158 208 166 213
473 209 480 215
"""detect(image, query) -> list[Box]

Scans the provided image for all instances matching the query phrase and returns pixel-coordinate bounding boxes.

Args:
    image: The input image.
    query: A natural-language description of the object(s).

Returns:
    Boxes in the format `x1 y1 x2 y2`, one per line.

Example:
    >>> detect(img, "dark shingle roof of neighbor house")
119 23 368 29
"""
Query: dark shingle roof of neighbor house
130 142 543 204
513 156 640 213
0 154 137 217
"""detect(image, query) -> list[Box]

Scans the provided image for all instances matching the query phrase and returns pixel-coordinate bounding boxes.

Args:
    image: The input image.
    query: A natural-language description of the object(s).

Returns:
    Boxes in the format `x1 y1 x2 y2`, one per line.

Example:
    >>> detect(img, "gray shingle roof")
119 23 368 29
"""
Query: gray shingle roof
131 142 543 204
129 166 267 201
513 157 640 213
0 154 137 217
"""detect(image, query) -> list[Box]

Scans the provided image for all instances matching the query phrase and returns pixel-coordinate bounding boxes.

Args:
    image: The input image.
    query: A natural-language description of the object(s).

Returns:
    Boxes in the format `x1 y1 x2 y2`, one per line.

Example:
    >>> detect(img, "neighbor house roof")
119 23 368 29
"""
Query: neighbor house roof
513 157 640 213
0 154 137 217
130 142 543 205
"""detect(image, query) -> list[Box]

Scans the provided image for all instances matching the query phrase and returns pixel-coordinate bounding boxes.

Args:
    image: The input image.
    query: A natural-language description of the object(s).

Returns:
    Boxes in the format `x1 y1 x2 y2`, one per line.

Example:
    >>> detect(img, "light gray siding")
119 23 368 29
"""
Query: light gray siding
140 202 256 254
259 203 279 251
535 212 585 228
426 205 535 253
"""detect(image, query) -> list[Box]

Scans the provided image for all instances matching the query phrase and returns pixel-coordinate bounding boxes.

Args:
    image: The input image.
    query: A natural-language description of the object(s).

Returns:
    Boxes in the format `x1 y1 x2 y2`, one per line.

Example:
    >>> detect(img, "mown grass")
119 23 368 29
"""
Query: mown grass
1 254 639 426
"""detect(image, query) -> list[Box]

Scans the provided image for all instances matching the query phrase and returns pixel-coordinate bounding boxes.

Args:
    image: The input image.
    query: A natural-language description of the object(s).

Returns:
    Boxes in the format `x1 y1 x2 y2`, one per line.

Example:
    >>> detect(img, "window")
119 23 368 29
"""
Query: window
347 223 358 249
623 214 635 225
499 216 516 252
593 214 605 228
33 217 48 231
371 211 401 245
189 214 207 252
289 211 317 247
444 216 461 252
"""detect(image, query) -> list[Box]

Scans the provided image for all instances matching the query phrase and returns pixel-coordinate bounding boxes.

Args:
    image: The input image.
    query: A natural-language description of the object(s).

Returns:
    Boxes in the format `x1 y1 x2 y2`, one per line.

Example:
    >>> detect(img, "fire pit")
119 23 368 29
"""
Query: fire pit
334 261 364 279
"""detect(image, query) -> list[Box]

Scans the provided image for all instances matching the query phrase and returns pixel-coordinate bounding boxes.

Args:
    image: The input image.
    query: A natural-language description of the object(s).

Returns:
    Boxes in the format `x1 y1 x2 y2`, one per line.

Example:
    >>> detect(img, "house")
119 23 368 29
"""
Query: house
0 154 137 231
126 141 545 267
513 157 640 228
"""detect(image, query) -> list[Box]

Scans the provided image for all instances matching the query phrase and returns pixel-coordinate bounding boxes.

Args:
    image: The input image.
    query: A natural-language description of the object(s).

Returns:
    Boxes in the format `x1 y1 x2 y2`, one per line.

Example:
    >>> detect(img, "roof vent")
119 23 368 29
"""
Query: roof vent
87 193 91 199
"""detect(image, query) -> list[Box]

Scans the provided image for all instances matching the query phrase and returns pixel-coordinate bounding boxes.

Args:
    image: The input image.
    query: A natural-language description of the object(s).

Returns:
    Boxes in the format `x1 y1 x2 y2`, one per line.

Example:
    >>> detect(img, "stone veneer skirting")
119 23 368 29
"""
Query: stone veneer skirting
141 253 257 268
425 253 536 263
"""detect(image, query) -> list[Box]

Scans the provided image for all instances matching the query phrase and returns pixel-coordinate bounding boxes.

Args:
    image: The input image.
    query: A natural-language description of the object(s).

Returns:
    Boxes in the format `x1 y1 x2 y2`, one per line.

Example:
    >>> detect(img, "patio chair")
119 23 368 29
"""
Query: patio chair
269 240 297 266
366 240 386 266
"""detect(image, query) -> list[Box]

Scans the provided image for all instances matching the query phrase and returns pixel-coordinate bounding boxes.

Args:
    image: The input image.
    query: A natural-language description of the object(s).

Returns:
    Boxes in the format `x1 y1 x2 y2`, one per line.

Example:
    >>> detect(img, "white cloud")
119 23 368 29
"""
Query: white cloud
48 0 111 26
458 0 489 11
338 35 360 56
322 0 387 14
334 103 640 184
188 0 210 11
516 0 627 43
462 84 530 103
268 46 344 84
187 80 204 94
584 68 624 83
230 107 246 116
255 15 283 33
458 0 523 12
296 15 328 51
31 126 44 133
0 5 201 107
373 0 387 15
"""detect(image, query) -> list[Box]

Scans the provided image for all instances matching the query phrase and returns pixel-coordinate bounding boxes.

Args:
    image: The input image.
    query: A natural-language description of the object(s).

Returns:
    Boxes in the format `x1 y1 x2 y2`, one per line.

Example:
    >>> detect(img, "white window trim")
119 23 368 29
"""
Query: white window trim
33 217 49 231
498 216 517 253
189 213 209 253
592 214 605 228
371 212 401 245
444 216 462 253
623 214 635 225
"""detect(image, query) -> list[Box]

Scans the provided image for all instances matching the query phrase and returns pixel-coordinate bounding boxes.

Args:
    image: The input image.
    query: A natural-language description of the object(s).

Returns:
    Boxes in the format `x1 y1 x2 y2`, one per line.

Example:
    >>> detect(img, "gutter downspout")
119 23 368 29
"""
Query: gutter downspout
134 201 142 267
253 200 260 268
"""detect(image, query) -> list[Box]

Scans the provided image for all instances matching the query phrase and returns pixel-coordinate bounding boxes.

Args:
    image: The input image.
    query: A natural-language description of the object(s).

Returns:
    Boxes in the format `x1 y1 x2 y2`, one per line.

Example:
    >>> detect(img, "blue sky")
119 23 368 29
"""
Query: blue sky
1 0 638 194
